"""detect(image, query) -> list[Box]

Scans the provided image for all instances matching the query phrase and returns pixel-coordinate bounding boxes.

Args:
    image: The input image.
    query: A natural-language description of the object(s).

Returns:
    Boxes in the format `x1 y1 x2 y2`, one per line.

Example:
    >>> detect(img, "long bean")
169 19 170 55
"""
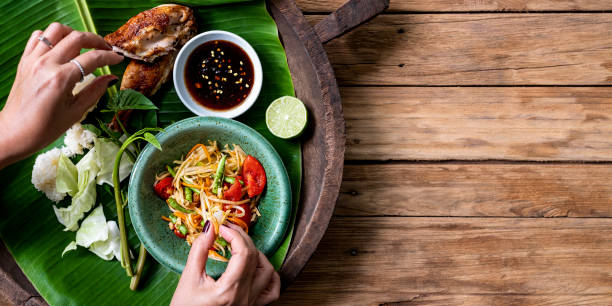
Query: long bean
211 154 227 194
185 187 193 202
167 197 195 214
166 165 176 177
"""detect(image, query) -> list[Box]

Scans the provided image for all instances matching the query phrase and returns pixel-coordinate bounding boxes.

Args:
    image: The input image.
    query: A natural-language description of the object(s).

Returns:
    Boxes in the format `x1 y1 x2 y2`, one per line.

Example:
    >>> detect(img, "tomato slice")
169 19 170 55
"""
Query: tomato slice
154 177 174 200
173 228 186 239
243 155 266 198
224 181 243 201
223 203 253 228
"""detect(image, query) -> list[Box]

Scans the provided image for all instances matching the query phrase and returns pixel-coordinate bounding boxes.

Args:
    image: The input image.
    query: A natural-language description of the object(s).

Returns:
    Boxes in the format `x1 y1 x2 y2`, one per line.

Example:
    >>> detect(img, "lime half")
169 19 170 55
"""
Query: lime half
266 96 308 139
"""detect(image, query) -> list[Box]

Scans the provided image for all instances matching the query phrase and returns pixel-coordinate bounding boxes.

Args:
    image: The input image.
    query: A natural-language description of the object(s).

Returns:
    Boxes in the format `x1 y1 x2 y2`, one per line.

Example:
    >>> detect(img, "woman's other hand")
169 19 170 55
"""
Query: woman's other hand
171 223 281 306
0 23 123 168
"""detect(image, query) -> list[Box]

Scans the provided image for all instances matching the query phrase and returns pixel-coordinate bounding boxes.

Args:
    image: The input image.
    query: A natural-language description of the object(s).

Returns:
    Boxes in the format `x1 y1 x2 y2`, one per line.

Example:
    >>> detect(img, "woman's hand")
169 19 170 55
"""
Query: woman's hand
0 23 123 168
171 223 281 306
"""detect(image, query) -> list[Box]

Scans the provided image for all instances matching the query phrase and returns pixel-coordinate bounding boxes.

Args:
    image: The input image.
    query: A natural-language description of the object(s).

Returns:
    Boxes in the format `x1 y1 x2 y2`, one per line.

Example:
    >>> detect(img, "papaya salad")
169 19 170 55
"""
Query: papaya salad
153 141 267 262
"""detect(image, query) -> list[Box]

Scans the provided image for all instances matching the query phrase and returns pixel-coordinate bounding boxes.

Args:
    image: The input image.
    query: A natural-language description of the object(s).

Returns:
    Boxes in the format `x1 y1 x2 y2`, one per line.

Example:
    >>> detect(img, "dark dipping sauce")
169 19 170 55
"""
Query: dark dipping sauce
184 40 254 110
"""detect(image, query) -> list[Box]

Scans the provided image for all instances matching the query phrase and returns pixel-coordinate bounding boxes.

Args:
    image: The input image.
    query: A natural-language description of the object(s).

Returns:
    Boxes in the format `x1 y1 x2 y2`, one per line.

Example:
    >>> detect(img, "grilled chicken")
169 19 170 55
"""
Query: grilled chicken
104 4 196 62
121 54 175 97
106 4 197 130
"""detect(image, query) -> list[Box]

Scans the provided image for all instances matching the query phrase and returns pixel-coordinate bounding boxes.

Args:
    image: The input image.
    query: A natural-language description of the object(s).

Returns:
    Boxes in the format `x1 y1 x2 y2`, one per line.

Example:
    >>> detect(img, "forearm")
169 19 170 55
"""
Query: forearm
0 110 21 170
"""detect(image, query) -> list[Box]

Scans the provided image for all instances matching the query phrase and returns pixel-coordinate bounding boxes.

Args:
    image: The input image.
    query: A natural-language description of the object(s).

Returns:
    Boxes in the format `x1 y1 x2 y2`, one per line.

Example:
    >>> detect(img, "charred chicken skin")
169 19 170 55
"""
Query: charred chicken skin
104 4 196 63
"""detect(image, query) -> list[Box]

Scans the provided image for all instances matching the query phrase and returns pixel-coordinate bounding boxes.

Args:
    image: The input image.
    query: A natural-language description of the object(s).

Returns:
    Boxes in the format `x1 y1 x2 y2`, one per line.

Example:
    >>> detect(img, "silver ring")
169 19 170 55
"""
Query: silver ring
70 59 85 82
37 35 53 49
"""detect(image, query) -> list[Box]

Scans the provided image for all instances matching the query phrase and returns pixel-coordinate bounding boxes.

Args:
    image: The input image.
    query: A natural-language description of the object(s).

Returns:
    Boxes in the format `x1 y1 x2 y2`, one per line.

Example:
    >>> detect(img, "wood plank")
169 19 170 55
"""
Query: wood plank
338 164 612 217
277 217 612 305
297 0 612 13
306 14 612 85
342 87 612 161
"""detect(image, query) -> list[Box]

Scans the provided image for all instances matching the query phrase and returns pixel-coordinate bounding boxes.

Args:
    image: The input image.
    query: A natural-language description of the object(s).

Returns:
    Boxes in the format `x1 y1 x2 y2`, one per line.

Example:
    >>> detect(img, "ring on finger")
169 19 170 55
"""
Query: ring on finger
70 59 85 81
38 35 54 49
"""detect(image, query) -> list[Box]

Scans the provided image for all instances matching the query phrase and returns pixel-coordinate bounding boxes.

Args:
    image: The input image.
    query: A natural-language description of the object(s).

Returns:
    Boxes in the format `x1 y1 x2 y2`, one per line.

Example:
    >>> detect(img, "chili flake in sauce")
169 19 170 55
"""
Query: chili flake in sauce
185 40 254 110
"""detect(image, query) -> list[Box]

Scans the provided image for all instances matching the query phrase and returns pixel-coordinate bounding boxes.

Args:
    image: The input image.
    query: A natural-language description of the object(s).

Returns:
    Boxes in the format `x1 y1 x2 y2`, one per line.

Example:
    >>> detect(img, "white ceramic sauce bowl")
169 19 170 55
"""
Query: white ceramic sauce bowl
173 31 263 118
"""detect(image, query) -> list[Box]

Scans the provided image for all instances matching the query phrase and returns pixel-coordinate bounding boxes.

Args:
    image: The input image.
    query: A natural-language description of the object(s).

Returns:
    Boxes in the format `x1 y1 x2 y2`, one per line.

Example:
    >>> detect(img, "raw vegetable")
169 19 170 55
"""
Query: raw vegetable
243 155 266 197
56 153 78 197
62 205 121 262
53 149 99 231
224 181 243 201
184 187 193 203
166 165 176 177
154 177 174 200
95 138 133 186
76 205 108 247
211 154 227 194
224 203 252 228
111 127 162 287
167 197 195 214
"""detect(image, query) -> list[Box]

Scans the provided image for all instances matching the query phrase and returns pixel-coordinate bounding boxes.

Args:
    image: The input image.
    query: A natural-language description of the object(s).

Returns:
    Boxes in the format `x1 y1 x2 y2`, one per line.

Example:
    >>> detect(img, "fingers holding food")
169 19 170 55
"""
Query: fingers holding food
51 31 113 63
104 4 196 62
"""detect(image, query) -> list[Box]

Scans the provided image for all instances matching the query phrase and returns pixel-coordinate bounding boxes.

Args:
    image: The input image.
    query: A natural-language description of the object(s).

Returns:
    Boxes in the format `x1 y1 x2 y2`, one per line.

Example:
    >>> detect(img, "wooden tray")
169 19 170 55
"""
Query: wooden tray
0 0 388 303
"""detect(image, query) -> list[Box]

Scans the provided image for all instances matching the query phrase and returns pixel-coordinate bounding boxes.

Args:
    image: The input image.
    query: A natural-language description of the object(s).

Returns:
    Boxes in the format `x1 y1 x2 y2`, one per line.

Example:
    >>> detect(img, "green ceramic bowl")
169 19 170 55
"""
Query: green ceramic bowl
127 117 291 277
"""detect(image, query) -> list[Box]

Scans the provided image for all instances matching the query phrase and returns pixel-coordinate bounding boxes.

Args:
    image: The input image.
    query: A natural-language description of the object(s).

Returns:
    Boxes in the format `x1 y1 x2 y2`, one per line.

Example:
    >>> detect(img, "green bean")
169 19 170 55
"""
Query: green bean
169 215 178 223
224 176 235 184
166 165 176 177
178 224 188 235
189 187 200 194
185 187 193 203
211 154 228 194
167 198 195 214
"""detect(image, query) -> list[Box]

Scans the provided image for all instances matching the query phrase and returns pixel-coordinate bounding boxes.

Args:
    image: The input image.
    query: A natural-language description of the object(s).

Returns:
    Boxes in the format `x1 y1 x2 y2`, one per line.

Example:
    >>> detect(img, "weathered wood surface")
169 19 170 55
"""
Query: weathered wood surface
338 164 612 217
277 217 612 305
307 14 612 85
342 87 612 161
297 0 612 12
313 0 389 43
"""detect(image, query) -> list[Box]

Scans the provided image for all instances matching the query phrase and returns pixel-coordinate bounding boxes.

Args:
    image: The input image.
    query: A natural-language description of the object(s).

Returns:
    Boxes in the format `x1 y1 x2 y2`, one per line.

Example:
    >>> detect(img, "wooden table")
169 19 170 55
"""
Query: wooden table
278 0 612 304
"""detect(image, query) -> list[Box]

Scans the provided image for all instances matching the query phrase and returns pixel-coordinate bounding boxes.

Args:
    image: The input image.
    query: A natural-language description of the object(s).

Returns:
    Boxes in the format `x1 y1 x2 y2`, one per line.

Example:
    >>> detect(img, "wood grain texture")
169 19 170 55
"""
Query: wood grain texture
313 0 389 43
307 14 612 85
342 87 612 161
338 163 612 217
277 217 612 305
297 0 612 12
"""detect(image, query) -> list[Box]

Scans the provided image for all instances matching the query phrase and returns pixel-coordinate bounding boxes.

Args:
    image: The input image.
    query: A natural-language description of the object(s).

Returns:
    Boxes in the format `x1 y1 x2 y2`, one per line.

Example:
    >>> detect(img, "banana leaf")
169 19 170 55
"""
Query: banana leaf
0 0 301 304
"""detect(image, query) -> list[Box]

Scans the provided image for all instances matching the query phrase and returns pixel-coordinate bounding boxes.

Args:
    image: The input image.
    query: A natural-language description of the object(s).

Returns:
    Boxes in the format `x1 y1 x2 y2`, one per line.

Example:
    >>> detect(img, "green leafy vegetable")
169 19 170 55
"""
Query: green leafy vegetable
143 132 161 151
106 89 158 112
62 241 77 257
56 153 78 197
76 205 108 247
94 138 133 186
63 206 122 261
89 221 121 261
53 149 99 231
